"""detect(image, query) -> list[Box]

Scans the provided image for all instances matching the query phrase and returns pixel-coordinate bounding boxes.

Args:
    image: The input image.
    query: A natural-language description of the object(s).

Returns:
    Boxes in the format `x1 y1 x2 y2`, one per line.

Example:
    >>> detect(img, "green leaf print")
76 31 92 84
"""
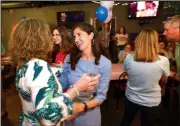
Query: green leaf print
56 94 73 115
33 62 43 81
35 102 62 123
47 75 58 92
18 87 31 102
35 74 58 107
19 112 24 126
16 64 28 91
25 111 39 125
35 87 54 107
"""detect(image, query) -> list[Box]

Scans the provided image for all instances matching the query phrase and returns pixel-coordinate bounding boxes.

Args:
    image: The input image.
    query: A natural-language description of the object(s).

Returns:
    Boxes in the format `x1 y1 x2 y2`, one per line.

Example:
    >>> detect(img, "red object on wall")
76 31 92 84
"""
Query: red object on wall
12 24 16 31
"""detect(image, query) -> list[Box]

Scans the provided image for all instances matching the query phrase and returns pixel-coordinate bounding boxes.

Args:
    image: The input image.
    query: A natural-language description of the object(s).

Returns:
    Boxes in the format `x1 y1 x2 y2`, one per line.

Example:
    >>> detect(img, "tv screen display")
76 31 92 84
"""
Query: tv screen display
129 1 159 18
57 11 84 28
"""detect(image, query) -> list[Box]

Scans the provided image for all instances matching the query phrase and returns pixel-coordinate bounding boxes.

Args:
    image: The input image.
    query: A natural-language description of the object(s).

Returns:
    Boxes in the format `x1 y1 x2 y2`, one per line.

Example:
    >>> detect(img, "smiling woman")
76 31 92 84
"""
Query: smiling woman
59 23 112 126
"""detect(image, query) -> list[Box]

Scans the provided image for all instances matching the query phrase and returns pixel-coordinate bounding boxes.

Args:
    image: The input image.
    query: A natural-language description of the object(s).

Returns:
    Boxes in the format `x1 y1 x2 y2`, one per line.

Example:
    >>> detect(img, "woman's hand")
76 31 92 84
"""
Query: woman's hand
74 73 100 92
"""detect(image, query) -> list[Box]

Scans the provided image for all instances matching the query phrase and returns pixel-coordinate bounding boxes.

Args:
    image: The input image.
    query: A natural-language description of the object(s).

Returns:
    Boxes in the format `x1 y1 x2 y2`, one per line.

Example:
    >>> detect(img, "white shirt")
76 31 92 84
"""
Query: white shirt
124 54 170 107
115 33 128 46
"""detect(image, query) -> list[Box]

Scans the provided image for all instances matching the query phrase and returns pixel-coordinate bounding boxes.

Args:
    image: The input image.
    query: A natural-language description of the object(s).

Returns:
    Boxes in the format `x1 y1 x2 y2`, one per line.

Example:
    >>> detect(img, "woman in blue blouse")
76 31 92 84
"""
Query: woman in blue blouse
60 23 112 126
7 18 100 126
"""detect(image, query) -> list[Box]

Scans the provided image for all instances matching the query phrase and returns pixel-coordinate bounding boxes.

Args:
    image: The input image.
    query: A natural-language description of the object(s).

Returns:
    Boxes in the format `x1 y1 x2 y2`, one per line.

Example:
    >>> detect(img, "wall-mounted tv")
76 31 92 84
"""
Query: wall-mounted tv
128 1 159 19
57 11 84 28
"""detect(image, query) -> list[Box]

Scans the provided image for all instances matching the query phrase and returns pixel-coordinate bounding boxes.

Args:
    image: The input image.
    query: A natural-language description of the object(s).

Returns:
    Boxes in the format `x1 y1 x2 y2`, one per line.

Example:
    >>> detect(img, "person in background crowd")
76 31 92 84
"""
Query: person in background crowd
1 43 8 119
99 23 111 49
163 14 180 125
60 23 112 126
8 18 100 126
51 26 73 65
120 28 170 126
118 43 132 63
166 41 175 59
158 37 168 57
115 26 128 55
163 15 180 78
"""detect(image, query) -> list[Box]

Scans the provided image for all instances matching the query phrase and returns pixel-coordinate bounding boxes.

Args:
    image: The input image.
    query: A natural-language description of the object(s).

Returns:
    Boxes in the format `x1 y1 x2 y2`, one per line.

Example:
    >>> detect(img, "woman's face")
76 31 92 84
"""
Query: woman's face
53 29 62 44
73 27 92 52
120 27 124 33
124 45 131 52
159 42 165 49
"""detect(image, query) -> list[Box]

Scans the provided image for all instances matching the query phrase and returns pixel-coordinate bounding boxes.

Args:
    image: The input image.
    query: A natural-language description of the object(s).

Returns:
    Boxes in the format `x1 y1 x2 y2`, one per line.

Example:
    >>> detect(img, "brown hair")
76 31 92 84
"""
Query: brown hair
134 28 159 62
70 23 108 70
8 18 52 67
52 26 72 52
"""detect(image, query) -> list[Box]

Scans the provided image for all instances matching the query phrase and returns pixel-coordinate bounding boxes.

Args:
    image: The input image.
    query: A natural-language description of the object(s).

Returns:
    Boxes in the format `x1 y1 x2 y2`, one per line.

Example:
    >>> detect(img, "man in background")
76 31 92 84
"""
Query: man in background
163 14 180 124
99 23 111 49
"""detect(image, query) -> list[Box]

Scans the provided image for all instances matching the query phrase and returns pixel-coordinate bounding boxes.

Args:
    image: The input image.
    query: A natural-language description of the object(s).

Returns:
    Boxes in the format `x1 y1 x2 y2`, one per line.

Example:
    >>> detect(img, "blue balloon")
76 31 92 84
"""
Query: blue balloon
96 6 108 22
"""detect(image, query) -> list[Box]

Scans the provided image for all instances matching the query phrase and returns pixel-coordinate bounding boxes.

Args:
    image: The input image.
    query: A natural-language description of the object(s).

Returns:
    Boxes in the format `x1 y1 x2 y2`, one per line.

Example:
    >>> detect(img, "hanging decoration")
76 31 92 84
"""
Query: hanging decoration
95 1 114 23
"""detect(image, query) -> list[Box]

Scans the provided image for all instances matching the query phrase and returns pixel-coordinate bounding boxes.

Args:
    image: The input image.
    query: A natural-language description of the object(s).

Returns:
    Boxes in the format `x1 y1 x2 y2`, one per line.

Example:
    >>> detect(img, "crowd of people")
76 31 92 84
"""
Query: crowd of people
4 14 180 126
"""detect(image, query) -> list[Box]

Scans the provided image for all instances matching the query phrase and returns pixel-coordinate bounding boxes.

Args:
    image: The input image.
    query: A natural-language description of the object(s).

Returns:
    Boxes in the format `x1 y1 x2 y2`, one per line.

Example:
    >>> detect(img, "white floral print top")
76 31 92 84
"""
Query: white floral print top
16 59 73 126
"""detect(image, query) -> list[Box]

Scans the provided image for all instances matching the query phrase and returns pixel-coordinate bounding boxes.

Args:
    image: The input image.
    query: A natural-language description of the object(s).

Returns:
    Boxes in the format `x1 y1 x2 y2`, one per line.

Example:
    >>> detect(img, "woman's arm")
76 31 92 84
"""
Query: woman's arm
87 60 112 108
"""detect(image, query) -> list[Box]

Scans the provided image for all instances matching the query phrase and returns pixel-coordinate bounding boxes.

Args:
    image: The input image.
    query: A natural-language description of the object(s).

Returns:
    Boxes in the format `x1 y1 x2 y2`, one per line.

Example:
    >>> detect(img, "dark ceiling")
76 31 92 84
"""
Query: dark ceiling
1 1 92 9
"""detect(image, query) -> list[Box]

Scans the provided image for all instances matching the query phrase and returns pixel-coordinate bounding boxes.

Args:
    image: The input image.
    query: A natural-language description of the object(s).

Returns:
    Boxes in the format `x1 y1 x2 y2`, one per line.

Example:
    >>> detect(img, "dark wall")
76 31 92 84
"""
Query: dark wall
1 2 165 49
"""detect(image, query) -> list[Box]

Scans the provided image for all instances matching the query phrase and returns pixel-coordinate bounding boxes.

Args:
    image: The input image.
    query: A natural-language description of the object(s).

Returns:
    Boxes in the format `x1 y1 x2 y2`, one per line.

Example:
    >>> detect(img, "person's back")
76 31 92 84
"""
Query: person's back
124 54 169 106
121 28 170 126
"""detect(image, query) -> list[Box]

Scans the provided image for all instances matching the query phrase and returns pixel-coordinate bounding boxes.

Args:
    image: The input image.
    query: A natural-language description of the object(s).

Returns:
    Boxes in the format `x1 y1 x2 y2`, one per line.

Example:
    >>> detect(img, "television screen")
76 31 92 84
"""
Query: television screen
57 11 84 28
129 1 159 18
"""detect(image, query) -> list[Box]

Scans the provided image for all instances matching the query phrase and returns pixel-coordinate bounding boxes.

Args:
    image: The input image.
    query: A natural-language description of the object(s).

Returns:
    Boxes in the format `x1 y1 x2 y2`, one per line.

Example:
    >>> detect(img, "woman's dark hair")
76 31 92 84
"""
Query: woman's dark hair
51 44 60 63
51 26 73 63
70 23 108 70
119 26 126 35
158 35 168 47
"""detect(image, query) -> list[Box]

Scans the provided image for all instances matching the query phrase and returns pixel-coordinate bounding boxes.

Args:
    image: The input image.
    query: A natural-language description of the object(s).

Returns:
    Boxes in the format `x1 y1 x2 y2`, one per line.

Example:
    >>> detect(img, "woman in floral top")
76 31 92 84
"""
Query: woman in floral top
8 18 100 126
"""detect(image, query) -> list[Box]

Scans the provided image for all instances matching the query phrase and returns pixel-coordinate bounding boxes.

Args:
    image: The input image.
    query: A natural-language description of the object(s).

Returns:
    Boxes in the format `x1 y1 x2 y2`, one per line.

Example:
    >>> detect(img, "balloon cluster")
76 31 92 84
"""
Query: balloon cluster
96 1 114 23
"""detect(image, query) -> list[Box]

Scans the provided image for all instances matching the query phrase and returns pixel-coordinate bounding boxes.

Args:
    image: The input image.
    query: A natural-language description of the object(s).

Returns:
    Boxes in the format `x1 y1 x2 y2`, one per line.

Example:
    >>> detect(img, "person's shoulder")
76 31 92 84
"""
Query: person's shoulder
28 58 47 65
125 53 134 61
64 54 70 63
158 55 168 60
157 55 169 63
120 50 125 53
100 55 112 66
25 58 48 73
65 54 70 59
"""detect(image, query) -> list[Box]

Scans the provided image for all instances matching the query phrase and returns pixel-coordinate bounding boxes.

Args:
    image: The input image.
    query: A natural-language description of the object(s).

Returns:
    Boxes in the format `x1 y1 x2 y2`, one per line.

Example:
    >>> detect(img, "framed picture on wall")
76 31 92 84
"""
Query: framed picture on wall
93 17 116 35
57 11 84 29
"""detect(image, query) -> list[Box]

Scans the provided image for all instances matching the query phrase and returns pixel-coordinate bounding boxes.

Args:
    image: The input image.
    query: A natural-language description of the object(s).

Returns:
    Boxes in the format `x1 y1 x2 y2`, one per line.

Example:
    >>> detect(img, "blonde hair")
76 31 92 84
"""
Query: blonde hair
134 28 159 62
8 18 53 67
163 15 180 29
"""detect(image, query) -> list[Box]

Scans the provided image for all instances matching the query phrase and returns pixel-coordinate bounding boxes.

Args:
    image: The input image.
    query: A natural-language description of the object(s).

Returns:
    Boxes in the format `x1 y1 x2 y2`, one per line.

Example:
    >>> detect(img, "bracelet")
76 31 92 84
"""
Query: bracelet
83 102 88 111
69 85 80 96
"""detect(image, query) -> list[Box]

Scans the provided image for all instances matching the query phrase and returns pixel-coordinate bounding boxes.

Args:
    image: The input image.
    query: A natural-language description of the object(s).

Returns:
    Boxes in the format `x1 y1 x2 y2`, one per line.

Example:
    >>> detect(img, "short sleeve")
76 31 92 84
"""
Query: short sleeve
161 57 170 77
123 53 132 72
115 33 119 38
118 51 124 58
125 34 128 39
95 57 112 103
